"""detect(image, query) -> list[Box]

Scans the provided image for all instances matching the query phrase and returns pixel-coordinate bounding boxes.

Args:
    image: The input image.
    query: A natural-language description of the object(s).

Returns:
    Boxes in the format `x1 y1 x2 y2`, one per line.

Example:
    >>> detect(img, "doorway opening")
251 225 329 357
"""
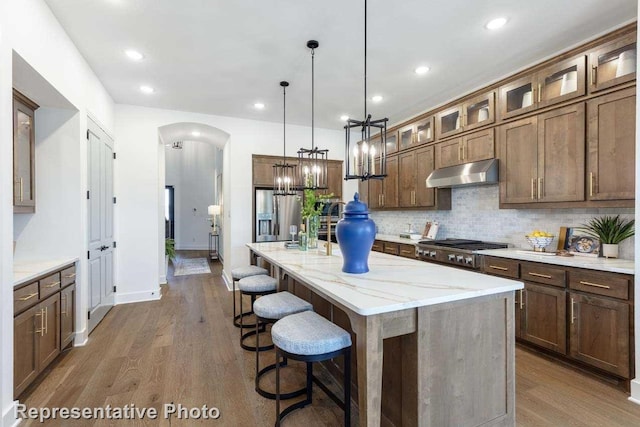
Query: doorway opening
165 185 175 240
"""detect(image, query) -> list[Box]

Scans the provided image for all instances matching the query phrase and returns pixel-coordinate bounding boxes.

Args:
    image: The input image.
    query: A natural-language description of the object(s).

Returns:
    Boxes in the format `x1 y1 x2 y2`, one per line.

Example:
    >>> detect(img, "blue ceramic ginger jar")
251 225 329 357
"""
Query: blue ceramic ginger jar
336 192 376 274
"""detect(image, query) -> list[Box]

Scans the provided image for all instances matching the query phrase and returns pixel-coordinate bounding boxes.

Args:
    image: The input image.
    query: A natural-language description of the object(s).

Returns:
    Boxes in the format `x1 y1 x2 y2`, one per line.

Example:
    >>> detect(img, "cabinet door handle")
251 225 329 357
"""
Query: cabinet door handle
589 172 594 197
591 65 597 85
35 309 44 336
382 194 385 206
489 265 509 271
531 178 536 200
61 293 67 316
537 83 542 103
46 281 61 288
20 178 24 202
18 292 38 301
571 297 576 324
458 144 462 161
528 272 552 279
579 280 610 289
519 289 524 310
44 306 48 334
538 178 543 199
462 143 466 160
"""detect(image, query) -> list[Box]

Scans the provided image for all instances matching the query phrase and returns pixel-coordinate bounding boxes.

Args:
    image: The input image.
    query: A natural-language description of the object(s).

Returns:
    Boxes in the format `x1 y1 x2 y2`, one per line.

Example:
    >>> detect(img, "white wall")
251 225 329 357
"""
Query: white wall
114 104 353 302
165 141 219 250
0 1 115 425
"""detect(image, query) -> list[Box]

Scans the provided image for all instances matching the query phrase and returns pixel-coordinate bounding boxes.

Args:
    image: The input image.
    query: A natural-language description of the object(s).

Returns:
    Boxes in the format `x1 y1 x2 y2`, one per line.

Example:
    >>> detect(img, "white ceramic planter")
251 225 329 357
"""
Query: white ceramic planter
602 243 619 259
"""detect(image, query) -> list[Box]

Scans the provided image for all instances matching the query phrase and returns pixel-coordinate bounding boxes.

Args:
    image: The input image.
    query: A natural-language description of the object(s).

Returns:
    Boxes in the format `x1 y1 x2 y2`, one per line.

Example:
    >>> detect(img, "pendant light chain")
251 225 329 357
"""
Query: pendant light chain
311 45 315 150
364 0 367 121
283 82 286 161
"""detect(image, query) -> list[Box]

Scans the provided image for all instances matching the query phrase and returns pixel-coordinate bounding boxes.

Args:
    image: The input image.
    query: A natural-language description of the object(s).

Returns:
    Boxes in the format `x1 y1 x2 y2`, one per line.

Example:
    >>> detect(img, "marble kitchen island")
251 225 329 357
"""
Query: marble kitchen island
247 242 524 427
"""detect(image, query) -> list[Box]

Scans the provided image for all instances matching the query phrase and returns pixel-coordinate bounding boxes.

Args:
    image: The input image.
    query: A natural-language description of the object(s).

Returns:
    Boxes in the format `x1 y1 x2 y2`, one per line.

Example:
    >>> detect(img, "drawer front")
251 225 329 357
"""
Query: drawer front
372 241 384 253
569 270 630 300
399 244 416 259
482 257 519 279
383 243 399 256
14 282 39 314
521 262 566 287
39 272 61 299
61 265 76 288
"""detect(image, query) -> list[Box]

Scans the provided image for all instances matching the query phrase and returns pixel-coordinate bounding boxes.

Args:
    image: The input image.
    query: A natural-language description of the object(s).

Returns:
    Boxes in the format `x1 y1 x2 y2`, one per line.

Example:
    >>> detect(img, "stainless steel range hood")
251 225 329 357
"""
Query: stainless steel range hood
426 159 499 188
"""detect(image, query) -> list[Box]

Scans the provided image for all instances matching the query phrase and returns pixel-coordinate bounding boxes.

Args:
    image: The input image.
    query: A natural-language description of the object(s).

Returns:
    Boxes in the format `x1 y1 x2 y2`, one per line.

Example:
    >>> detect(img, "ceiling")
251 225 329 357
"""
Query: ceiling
44 0 636 131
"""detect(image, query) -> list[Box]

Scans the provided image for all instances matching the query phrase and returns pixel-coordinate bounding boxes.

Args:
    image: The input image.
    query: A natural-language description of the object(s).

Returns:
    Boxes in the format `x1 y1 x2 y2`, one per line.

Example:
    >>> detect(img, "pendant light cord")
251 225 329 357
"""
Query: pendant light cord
364 0 367 121
283 83 286 162
311 46 315 150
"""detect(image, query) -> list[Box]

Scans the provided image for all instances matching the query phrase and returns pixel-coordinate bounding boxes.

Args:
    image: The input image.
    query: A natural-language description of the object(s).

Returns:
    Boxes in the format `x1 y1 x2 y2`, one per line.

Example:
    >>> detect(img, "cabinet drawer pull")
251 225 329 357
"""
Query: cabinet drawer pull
579 280 610 289
528 272 552 279
400 250 413 255
64 273 76 279
571 297 576 324
46 281 61 288
589 172 594 197
18 292 38 301
489 265 509 271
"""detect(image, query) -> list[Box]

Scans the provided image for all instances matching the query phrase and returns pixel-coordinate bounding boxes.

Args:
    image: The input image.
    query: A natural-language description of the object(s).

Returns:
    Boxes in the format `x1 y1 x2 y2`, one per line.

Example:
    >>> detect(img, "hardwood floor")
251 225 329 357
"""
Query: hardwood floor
17 251 640 426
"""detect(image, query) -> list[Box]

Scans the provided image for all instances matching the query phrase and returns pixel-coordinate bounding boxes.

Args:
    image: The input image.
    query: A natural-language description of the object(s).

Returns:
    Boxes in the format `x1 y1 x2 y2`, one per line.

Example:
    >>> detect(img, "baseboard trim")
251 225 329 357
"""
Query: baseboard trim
73 327 88 347
175 245 208 250
630 378 640 405
2 401 19 427
159 274 167 285
115 288 162 305
222 270 233 292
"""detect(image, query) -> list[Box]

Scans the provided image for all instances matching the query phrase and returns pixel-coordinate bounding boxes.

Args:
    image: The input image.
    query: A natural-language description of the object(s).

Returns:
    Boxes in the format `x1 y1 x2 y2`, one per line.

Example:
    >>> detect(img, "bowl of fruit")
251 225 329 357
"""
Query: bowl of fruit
525 231 555 252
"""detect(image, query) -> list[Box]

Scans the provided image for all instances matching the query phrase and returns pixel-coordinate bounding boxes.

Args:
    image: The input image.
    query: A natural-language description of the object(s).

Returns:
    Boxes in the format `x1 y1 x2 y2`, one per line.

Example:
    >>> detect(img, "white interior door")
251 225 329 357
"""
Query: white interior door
87 118 115 333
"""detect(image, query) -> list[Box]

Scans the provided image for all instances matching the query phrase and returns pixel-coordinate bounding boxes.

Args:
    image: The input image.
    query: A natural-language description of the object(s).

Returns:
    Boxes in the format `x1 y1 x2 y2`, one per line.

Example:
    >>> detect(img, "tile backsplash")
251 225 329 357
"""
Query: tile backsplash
370 185 635 259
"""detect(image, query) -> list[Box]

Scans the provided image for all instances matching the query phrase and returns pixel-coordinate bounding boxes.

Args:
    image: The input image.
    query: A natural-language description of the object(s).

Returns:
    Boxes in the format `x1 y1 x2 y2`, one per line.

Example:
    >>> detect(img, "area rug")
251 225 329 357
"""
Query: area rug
173 258 211 276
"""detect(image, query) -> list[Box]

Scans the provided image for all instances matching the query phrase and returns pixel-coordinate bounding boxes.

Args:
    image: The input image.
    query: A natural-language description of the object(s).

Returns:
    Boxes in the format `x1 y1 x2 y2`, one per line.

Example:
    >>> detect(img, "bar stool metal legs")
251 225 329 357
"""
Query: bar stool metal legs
240 290 276 351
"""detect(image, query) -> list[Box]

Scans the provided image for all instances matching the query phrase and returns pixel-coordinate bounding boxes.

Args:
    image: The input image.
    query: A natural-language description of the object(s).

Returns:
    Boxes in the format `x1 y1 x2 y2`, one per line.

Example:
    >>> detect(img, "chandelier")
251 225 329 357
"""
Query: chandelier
273 81 297 195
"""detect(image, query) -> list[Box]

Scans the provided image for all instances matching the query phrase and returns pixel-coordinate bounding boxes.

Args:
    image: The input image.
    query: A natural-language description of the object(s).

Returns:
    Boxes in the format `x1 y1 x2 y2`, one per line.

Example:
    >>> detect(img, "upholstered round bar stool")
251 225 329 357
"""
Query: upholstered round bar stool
238 274 278 351
253 291 313 400
231 265 268 328
271 311 352 427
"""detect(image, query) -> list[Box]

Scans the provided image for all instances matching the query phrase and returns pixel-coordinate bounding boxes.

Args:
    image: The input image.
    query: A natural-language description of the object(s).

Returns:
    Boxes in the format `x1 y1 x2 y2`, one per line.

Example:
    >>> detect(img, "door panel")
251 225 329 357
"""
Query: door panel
398 151 416 207
499 117 538 204
415 146 435 207
537 104 585 202
521 282 566 354
88 118 115 333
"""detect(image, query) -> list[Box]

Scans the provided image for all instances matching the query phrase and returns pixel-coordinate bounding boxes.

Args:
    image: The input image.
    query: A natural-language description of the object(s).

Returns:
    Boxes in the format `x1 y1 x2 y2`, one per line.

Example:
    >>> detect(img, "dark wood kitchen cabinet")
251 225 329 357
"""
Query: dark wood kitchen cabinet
14 263 76 398
589 32 636 93
13 90 38 214
320 161 343 199
368 155 398 209
483 256 634 386
569 292 630 378
499 104 585 205
398 146 451 210
587 88 636 201
435 129 494 169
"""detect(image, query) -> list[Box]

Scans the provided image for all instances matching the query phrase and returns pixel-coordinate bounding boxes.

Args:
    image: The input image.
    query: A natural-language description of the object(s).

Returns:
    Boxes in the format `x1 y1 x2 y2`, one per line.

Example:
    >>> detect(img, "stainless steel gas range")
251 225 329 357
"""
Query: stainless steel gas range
415 239 509 270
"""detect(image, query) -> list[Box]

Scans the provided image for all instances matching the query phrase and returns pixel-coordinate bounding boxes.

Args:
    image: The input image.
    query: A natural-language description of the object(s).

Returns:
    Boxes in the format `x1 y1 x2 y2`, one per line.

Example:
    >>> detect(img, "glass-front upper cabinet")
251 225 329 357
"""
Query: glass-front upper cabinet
13 90 38 213
463 91 495 131
385 130 398 155
499 55 585 118
415 116 434 145
538 55 586 108
589 32 636 93
399 123 414 150
436 106 463 139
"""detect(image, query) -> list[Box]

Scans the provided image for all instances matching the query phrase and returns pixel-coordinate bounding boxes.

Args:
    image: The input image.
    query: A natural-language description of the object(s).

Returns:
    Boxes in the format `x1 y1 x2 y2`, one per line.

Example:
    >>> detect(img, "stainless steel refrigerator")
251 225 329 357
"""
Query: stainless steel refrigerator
255 189 301 242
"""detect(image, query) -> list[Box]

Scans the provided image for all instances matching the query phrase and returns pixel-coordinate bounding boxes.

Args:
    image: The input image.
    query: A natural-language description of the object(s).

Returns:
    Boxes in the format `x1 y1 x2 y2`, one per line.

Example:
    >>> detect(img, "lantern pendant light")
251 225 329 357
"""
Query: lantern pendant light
273 81 297 196
344 0 388 181
298 40 329 191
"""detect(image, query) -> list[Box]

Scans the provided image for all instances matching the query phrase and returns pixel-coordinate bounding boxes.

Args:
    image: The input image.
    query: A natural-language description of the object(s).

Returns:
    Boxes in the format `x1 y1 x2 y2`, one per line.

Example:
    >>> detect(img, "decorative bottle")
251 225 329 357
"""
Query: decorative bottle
335 193 376 273
298 223 308 251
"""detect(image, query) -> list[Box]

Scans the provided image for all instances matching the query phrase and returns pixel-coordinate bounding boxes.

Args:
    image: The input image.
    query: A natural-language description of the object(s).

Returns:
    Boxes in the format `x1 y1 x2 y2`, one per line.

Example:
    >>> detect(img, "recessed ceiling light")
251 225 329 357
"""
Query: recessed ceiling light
125 49 144 61
415 66 430 75
486 17 508 30
371 95 383 103
254 102 265 110
191 131 201 137
140 85 154 94
340 115 349 121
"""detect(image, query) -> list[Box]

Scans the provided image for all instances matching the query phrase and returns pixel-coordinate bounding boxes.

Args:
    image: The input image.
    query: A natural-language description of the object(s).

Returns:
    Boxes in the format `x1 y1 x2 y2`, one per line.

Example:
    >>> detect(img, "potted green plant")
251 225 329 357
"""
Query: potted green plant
300 188 333 249
579 215 634 258
165 238 176 263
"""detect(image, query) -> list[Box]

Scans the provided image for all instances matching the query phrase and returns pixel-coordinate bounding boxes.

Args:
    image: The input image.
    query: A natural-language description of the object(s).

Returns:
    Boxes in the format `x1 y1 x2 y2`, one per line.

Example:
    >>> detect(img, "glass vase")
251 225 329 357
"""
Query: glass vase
307 216 319 249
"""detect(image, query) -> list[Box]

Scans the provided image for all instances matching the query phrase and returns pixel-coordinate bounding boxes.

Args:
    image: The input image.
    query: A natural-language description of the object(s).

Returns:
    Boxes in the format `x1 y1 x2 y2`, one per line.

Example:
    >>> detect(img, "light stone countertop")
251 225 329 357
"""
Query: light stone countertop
14 257 78 287
374 233 423 245
478 249 634 275
248 242 523 316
